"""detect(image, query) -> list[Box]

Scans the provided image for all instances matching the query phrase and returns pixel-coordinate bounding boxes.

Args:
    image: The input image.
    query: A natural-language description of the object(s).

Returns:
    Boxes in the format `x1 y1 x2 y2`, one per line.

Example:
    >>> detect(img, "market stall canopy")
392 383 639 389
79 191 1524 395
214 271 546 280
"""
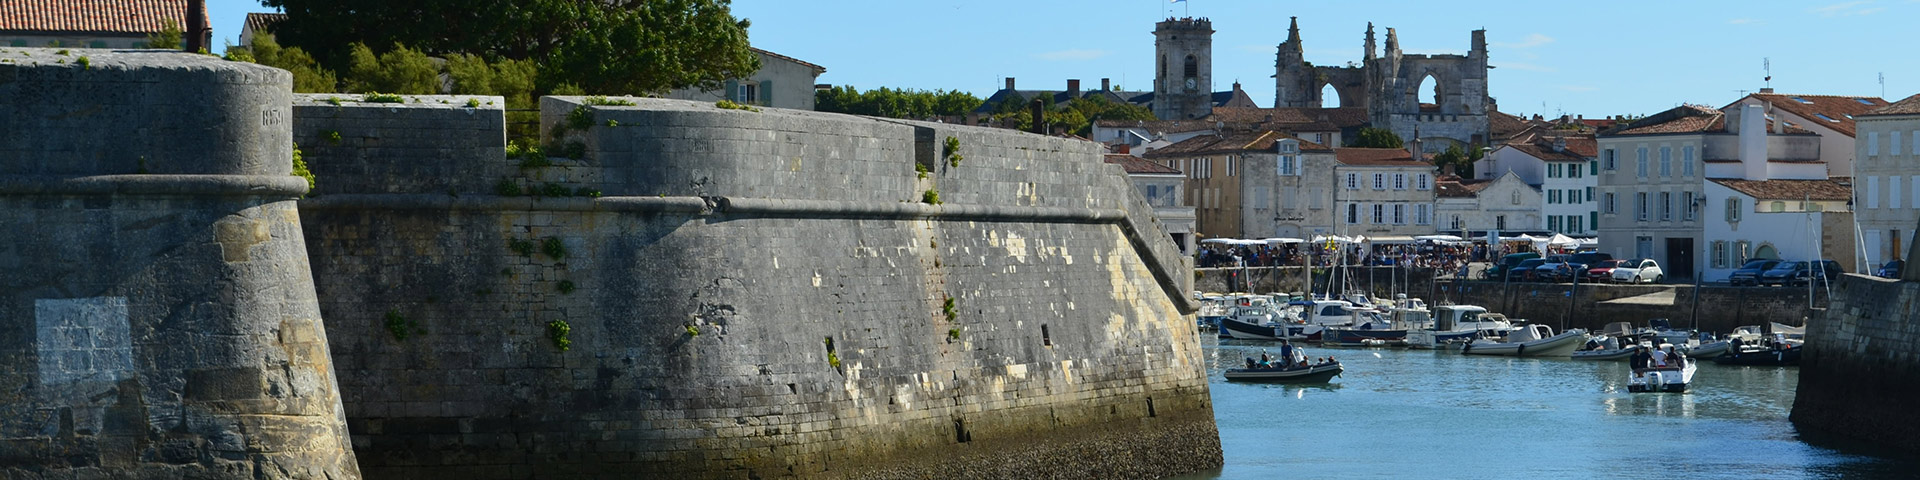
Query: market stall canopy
1263 238 1306 245
1415 235 1465 242
1366 235 1417 245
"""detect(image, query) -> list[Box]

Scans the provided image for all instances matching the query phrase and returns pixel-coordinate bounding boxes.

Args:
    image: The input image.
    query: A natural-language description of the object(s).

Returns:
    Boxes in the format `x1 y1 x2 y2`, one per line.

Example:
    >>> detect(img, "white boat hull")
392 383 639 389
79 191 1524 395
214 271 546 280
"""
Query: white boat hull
1572 344 1642 361
1629 363 1697 393
1461 331 1588 357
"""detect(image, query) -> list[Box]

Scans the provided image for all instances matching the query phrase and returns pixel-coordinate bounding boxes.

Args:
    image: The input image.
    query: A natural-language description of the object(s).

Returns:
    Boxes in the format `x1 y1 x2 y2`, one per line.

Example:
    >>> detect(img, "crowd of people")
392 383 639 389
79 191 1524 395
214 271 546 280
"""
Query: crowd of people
1197 241 1490 276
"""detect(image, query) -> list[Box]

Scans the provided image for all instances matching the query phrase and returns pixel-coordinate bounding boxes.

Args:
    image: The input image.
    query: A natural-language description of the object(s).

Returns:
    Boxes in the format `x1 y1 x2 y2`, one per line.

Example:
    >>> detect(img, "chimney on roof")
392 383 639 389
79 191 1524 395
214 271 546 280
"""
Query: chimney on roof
185 0 208 52
1552 137 1567 152
1442 163 1456 177
1577 114 1584 121
1760 87 1775 94
1116 144 1131 154
1102 78 1111 91
1740 103 1770 181
1068 79 1081 97
1029 99 1046 135
1006 77 1016 91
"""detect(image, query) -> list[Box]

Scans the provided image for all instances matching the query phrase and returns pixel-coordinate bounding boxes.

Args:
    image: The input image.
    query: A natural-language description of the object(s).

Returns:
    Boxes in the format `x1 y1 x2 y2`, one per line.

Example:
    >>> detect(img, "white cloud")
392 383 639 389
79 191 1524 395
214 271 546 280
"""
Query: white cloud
1493 33 1555 49
1495 62 1558 73
1728 18 1763 25
1560 85 1598 93
1033 49 1110 61
1812 1 1882 16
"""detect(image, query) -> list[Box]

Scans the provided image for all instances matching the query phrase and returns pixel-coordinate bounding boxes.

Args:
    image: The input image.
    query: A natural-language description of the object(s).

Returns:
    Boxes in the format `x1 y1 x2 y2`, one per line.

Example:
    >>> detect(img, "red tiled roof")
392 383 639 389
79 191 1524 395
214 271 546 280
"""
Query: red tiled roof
750 47 825 75
1336 147 1430 167
1506 143 1588 162
1864 93 1920 116
1144 131 1331 158
1729 93 1887 137
243 12 283 36
1489 110 1532 140
1710 178 1852 201
1104 154 1181 175
1093 118 1220 135
1209 106 1371 129
0 0 206 34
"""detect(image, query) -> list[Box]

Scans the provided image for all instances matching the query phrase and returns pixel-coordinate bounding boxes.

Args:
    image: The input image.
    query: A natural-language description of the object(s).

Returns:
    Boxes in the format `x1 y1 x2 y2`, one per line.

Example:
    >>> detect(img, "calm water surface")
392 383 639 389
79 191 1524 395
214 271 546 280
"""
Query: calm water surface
1179 338 1914 479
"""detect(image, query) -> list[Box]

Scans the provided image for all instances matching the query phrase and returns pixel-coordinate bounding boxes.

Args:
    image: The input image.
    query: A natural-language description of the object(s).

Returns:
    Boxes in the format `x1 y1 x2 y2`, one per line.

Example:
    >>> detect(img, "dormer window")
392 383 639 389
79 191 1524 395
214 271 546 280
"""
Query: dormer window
1814 113 1839 122
1792 97 1813 104
1856 98 1877 105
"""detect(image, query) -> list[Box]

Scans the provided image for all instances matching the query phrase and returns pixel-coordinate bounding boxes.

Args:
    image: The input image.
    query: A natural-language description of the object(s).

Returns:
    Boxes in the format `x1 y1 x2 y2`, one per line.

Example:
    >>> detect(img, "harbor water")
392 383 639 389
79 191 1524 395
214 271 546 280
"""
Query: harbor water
1182 338 1915 479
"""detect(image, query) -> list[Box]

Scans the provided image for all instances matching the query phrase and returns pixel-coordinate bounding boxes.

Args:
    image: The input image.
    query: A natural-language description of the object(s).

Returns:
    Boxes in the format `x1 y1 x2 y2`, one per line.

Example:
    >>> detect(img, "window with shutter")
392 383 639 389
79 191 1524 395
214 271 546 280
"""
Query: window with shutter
759 80 772 106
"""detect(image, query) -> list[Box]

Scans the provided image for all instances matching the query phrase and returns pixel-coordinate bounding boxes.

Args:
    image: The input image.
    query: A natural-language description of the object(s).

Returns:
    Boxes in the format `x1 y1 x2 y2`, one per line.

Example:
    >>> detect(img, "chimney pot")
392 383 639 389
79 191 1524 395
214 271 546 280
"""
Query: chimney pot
1006 77 1016 91
1068 79 1081 97
1102 78 1111 91
1760 87 1775 94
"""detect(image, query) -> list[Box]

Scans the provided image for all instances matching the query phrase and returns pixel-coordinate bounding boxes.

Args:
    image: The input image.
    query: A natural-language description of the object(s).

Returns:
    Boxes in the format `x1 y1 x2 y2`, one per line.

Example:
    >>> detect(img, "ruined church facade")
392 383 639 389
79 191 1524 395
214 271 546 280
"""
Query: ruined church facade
1272 18 1492 152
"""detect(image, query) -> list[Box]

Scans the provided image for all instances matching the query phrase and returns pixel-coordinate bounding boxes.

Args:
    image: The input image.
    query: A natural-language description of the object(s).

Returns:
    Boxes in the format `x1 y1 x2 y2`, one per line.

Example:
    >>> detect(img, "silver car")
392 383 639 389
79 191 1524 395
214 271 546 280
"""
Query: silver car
1610 258 1664 284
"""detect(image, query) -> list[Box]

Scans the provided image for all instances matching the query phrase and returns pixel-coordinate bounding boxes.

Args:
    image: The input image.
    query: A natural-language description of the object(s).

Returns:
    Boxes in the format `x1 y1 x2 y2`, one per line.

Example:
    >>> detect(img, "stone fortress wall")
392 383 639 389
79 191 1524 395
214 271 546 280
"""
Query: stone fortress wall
1794 255 1920 455
0 49 359 478
290 95 1217 478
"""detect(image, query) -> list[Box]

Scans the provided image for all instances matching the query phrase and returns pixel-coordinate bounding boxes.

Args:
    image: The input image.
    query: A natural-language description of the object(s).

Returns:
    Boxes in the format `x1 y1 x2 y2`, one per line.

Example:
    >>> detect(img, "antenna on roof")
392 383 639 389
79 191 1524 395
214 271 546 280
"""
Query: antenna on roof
1763 58 1772 89
1879 72 1886 99
1734 89 1750 97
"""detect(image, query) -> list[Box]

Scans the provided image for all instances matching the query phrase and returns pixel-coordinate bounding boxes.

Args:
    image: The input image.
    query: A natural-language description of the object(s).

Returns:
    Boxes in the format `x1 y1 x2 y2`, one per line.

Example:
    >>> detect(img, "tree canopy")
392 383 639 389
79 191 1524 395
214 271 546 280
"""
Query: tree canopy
261 0 758 95
1351 127 1404 148
814 86 982 119
986 95 1155 136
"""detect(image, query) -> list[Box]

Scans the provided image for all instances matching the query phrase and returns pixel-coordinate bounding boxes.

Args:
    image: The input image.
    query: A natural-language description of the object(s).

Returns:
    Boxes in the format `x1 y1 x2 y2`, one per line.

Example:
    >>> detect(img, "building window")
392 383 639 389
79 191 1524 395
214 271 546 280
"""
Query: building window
1660 192 1672 220
1548 164 1559 178
1279 155 1297 176
1603 149 1616 170
1393 204 1406 224
1683 192 1696 220
1394 173 1406 190
1347 173 1359 189
1496 215 1507 230
1549 216 1560 232
1548 190 1559 205
1659 147 1672 177
736 82 759 104
1374 173 1386 190
1372 204 1385 224
1735 241 1752 265
1870 132 1880 156
1636 192 1648 221
1636 148 1648 178
1770 201 1786 212
1590 211 1598 231
1591 160 1599 176
1605 192 1617 214
1347 204 1359 224
1585 186 1594 203
1711 241 1728 269
1571 215 1582 233
1570 164 1582 178
1418 174 1430 190
1868 176 1880 209
1511 191 1521 205
1683 146 1696 177
1416 204 1431 225
1726 197 1742 223
1896 132 1904 156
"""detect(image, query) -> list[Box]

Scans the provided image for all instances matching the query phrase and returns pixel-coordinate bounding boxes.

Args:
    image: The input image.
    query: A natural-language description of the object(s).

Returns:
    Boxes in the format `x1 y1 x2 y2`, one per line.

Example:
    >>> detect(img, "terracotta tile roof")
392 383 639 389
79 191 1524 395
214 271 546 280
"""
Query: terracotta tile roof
1489 110 1531 140
1336 147 1430 167
0 0 206 34
1208 107 1370 129
1506 143 1589 162
1731 93 1887 137
1104 154 1182 174
1433 178 1481 198
1864 93 1920 116
1710 178 1852 201
1143 130 1332 158
1093 118 1220 135
1605 104 1816 137
243 12 283 36
751 47 825 75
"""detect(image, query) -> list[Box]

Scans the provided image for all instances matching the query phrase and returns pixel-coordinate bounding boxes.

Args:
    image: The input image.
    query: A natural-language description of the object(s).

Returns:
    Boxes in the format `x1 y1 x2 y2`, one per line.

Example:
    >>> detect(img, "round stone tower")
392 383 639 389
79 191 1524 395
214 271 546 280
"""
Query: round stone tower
0 48 359 478
1153 17 1214 120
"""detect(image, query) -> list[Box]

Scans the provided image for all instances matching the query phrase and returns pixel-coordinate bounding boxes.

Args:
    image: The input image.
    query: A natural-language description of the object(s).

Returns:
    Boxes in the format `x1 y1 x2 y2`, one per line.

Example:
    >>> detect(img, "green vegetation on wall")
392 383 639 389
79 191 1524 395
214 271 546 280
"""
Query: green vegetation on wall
814 86 982 119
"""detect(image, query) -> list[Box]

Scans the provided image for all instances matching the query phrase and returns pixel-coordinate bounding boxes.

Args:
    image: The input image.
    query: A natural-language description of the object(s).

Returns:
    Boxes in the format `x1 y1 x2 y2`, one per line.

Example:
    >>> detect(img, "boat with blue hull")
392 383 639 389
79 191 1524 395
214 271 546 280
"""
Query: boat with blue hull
1224 361 1344 383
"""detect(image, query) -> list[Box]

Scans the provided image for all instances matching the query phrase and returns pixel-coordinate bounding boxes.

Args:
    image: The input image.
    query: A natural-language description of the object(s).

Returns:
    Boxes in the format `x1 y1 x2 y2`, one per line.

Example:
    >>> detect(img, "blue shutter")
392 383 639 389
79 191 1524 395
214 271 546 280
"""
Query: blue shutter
759 80 772 106
723 79 739 101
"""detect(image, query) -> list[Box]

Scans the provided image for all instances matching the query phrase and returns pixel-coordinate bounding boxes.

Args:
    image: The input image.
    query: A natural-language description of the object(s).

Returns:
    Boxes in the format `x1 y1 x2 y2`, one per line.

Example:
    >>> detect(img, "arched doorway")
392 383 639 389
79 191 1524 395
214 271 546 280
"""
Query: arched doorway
1320 83 1341 108
1754 244 1779 260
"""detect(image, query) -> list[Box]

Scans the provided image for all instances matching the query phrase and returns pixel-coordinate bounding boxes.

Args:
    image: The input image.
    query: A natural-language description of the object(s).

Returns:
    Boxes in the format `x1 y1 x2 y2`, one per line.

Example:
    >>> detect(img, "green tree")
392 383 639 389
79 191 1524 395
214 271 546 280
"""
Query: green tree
1352 127 1404 148
1430 144 1480 178
813 86 983 119
244 34 338 93
343 42 440 94
263 0 757 95
147 20 183 49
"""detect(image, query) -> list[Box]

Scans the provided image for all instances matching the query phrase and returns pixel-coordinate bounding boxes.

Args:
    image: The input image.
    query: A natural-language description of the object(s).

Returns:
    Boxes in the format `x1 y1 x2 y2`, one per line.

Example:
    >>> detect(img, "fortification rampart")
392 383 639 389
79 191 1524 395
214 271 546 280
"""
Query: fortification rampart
292 97 1215 478
1793 273 1920 454
0 48 359 479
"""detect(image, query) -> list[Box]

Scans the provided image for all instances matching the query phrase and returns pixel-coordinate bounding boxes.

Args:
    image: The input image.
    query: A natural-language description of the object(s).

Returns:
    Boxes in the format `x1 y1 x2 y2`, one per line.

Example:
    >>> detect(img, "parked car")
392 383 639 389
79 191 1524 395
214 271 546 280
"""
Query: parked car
1506 258 1547 282
1533 254 1575 281
1586 259 1630 282
1550 252 1615 283
1727 259 1782 286
1486 252 1542 280
1760 260 1843 287
1611 258 1664 284
1878 259 1905 279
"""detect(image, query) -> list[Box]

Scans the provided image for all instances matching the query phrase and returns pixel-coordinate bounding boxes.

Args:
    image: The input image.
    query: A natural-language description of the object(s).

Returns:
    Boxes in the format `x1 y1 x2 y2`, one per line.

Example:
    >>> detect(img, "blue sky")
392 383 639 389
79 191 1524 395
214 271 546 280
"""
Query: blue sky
209 0 1919 118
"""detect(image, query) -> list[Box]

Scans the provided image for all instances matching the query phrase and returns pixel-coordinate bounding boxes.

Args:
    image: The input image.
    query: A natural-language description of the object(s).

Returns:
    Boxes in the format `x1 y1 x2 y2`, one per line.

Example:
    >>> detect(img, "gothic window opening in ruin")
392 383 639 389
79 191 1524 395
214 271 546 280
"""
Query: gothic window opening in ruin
1321 83 1341 108
1182 55 1197 87
1417 73 1440 112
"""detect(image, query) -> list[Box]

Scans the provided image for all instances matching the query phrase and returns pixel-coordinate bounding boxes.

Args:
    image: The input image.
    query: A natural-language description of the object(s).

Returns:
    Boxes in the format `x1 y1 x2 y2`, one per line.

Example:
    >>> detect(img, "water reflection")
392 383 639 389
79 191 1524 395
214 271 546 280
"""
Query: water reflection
1202 337 1910 479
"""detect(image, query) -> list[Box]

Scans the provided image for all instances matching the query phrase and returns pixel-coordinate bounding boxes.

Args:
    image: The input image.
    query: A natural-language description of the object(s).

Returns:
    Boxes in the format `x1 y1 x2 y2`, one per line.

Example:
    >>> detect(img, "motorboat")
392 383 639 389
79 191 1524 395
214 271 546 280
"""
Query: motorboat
1629 362 1698 392
1224 359 1344 382
1196 295 1230 331
1217 301 1302 340
1685 325 1764 359
1461 324 1589 357
1406 304 1512 349
1571 334 1641 361
1713 344 1801 366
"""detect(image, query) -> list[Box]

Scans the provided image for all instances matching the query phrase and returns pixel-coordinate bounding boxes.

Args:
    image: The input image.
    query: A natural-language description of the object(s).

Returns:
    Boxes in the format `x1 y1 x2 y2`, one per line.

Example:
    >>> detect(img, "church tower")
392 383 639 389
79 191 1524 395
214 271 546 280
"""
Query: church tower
1153 17 1213 120
1272 17 1310 108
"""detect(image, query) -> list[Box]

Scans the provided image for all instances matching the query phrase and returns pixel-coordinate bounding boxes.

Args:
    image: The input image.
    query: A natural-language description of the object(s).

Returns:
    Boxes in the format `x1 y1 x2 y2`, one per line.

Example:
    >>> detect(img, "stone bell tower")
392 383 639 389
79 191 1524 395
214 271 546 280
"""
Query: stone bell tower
1153 17 1214 120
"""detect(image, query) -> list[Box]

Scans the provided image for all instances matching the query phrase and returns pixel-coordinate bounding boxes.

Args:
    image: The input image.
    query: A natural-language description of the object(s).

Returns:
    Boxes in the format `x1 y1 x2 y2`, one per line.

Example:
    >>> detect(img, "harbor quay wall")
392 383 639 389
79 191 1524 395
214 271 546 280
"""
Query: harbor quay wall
291 97 1217 478
1792 274 1920 455
0 49 359 478
1438 281 1814 334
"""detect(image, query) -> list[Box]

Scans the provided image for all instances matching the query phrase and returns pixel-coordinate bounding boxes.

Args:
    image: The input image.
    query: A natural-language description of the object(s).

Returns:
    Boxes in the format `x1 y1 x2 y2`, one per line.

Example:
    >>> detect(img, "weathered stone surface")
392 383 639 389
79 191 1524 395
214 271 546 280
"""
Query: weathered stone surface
0 48 359 479
1793 274 1920 455
297 97 1216 478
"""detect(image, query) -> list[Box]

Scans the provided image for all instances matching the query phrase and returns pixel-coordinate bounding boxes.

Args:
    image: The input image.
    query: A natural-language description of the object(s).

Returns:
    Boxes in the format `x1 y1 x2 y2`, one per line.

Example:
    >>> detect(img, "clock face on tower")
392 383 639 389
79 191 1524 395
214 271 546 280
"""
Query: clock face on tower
1184 77 1197 90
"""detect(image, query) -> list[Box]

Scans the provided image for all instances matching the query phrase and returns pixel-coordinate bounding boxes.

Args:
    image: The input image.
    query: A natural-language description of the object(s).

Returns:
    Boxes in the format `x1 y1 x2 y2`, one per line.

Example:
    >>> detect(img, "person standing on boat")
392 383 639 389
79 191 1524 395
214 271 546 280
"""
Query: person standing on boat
1279 341 1294 369
1650 347 1669 368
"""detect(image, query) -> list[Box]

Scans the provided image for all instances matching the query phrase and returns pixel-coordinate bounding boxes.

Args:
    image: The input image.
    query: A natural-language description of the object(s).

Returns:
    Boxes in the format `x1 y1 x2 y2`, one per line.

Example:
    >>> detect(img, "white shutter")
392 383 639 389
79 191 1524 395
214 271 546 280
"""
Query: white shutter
1868 176 1880 209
